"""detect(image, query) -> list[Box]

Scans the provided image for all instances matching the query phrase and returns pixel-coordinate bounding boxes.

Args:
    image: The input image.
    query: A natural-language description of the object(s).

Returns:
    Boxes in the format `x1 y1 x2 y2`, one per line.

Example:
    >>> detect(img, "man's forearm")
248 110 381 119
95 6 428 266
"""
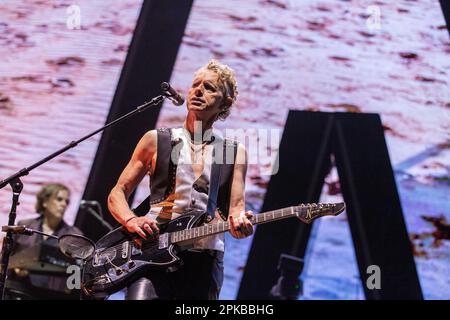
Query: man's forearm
108 186 136 226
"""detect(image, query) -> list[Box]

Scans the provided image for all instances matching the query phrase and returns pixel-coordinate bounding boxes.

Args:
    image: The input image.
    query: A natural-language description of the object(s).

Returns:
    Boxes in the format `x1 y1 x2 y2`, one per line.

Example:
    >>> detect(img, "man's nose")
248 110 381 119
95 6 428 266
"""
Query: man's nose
194 87 203 96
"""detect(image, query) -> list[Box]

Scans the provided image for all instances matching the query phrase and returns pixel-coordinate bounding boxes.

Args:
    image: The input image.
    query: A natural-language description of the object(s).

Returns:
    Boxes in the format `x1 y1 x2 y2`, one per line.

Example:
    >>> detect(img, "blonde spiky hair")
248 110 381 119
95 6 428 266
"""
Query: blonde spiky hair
197 59 238 121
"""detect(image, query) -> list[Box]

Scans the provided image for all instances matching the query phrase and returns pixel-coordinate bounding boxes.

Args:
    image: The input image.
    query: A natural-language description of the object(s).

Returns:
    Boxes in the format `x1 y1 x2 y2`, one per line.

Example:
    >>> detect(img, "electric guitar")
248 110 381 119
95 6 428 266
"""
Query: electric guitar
81 202 345 298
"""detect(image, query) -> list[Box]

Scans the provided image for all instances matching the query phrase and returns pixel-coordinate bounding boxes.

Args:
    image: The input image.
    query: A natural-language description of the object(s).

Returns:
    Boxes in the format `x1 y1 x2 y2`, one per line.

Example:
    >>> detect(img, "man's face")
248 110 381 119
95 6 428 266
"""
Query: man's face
43 189 70 222
187 69 227 119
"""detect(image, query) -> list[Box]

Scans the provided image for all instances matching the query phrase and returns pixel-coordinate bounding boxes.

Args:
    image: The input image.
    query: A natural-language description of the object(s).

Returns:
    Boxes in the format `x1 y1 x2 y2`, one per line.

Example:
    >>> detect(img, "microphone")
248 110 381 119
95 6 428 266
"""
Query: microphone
161 82 185 106
1 225 33 235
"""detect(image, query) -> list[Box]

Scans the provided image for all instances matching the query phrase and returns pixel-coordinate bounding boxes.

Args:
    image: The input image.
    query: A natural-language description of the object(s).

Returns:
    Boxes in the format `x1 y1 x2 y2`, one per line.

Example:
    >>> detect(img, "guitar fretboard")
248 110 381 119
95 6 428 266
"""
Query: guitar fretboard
169 207 297 243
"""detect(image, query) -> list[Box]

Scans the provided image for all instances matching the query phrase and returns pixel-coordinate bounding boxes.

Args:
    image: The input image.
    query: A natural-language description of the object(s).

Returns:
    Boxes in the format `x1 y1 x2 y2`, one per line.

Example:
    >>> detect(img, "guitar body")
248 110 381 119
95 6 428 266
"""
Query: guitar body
80 202 345 299
81 209 206 299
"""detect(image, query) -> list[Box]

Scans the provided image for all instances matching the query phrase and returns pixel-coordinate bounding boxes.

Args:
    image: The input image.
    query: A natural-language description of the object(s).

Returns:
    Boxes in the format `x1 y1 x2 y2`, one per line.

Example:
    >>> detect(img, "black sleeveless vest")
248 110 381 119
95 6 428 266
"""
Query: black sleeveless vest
133 128 238 221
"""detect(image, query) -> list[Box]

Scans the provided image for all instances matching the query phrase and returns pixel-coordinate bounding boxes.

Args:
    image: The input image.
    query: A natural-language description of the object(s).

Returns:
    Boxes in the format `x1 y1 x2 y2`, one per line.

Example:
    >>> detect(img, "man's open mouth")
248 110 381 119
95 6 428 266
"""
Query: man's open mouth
190 98 204 105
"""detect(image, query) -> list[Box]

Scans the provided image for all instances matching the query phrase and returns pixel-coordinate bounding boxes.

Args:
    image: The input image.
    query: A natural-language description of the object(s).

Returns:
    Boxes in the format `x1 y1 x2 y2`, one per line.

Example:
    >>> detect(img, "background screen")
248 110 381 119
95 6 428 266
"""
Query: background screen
1 0 449 299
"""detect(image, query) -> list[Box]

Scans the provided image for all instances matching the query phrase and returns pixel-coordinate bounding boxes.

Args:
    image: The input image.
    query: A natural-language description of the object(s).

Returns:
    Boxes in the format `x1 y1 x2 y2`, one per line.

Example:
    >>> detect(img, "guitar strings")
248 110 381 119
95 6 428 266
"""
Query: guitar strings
92 206 329 266
95 210 284 256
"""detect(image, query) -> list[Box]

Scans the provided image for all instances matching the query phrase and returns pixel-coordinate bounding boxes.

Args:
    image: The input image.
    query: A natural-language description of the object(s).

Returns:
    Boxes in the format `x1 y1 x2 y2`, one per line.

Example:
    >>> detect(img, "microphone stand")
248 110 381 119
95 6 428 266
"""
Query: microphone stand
1 225 58 240
81 205 114 232
0 91 168 300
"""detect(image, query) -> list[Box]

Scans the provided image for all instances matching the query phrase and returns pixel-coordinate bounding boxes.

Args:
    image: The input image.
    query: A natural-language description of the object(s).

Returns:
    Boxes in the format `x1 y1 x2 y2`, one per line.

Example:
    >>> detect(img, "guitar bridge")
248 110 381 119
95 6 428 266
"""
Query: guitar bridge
92 249 117 267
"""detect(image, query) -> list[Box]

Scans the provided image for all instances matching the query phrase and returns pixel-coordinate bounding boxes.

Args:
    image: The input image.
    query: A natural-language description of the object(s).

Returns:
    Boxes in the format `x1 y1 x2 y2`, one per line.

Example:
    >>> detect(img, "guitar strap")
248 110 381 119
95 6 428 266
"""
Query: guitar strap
208 139 238 221
132 128 177 216
132 128 238 221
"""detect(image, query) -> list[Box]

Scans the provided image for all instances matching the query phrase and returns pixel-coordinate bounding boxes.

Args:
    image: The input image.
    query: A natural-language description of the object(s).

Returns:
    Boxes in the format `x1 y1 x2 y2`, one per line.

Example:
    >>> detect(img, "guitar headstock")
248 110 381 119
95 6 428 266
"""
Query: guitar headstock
293 202 345 224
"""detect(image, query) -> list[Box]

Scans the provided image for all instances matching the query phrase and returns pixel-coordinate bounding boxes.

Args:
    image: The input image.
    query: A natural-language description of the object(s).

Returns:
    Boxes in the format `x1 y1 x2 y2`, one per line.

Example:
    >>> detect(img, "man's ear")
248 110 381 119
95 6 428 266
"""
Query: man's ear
223 96 233 108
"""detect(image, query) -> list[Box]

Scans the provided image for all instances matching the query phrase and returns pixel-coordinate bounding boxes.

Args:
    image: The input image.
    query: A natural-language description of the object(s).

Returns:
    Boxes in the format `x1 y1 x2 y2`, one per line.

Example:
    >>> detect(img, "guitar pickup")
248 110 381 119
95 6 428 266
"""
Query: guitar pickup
121 241 130 259
158 233 169 249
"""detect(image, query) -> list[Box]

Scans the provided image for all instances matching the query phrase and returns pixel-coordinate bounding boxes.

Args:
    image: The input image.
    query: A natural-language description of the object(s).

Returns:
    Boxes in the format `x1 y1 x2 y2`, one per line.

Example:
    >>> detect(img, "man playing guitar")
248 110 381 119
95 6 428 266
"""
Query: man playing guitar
107 60 253 300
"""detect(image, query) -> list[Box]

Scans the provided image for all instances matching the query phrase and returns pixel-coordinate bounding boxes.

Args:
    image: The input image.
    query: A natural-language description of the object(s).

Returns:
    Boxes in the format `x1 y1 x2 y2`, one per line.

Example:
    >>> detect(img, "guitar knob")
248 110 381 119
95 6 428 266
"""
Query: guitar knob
115 268 123 275
128 261 136 268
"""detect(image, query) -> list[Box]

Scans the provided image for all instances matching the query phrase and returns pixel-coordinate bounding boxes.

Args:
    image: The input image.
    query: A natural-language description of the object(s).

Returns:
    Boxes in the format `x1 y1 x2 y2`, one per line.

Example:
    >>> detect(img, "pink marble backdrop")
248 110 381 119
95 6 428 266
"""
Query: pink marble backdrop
141 0 449 299
0 0 142 226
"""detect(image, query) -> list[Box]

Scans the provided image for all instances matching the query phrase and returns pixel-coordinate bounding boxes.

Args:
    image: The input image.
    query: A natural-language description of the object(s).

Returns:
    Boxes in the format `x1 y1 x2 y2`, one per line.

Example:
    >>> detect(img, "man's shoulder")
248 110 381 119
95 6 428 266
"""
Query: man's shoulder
136 130 158 153
143 128 178 142
144 129 158 139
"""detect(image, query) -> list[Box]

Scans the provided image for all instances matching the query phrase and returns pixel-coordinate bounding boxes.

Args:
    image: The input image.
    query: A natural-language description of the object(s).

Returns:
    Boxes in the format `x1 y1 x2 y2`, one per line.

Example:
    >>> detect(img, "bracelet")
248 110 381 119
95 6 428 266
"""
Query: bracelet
125 216 137 224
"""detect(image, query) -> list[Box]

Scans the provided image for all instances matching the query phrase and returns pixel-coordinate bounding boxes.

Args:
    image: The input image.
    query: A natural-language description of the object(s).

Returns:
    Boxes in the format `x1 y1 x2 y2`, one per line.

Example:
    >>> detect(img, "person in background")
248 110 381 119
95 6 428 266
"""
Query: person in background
6 183 82 299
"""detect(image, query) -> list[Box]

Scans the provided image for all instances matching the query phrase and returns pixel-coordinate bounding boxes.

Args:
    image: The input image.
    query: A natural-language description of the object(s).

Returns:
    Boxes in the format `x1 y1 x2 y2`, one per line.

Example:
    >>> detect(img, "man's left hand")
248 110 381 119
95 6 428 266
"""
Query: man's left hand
229 210 254 239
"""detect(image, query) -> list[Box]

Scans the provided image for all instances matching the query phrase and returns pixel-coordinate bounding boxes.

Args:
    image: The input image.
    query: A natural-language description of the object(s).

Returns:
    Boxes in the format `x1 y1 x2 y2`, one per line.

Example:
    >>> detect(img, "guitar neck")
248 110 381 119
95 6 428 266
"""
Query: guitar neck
169 207 296 244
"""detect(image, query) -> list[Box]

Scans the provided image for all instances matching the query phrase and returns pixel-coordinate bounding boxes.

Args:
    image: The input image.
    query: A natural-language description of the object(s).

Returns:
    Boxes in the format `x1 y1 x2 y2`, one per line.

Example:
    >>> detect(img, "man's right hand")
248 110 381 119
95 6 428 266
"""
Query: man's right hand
124 216 159 239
